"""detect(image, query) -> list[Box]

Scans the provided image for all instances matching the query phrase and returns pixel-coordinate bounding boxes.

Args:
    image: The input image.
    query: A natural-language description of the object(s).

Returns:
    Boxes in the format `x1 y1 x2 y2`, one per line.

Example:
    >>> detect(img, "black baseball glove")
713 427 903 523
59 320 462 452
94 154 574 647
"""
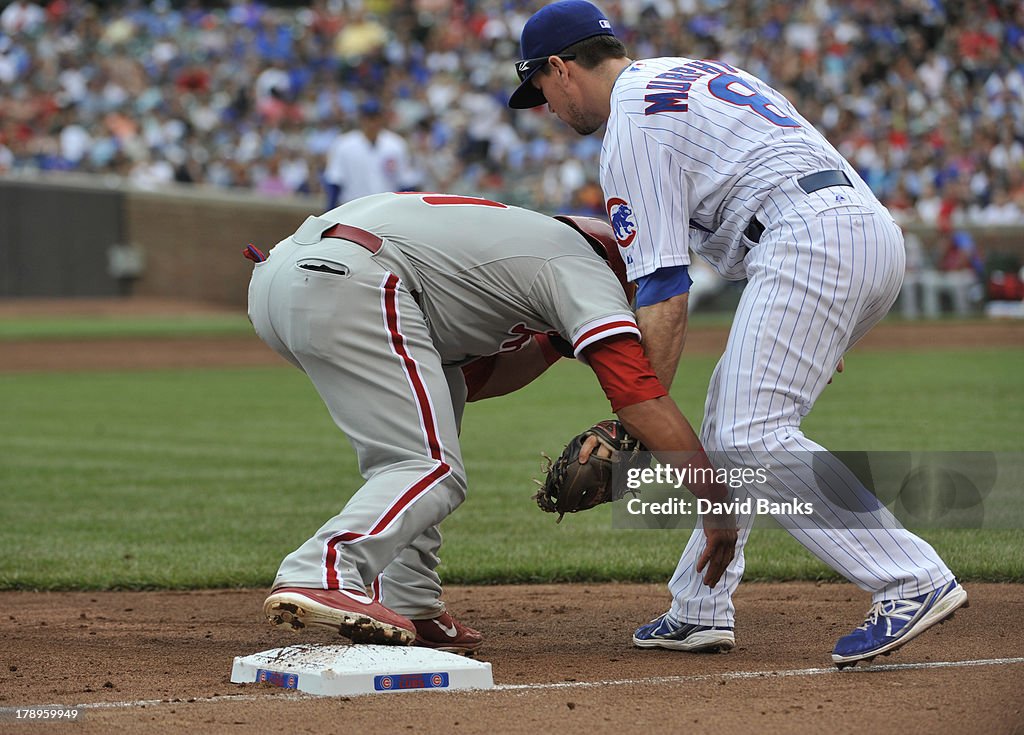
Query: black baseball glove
534 420 648 522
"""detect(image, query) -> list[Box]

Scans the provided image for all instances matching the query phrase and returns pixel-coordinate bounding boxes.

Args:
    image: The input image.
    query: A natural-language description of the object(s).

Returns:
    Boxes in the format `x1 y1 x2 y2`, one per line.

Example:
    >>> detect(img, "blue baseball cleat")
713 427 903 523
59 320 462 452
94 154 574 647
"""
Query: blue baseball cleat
633 613 735 652
832 579 968 669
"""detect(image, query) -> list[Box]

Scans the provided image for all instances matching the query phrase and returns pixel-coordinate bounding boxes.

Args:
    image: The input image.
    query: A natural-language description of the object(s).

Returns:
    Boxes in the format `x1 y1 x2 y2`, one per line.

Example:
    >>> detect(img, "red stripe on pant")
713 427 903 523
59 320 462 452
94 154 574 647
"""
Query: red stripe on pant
323 272 451 590
324 462 451 589
383 273 445 461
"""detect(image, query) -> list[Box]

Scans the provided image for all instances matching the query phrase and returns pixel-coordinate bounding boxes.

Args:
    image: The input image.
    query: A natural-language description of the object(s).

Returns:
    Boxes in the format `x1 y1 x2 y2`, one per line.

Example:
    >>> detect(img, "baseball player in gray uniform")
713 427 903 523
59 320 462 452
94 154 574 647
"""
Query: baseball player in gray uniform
246 191 737 653
510 0 966 667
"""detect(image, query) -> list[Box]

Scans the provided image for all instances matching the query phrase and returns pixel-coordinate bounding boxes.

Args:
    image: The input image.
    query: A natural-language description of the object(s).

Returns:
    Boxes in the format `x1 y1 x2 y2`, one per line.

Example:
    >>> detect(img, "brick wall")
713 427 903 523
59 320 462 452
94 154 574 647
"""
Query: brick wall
3 174 1022 307
124 187 315 306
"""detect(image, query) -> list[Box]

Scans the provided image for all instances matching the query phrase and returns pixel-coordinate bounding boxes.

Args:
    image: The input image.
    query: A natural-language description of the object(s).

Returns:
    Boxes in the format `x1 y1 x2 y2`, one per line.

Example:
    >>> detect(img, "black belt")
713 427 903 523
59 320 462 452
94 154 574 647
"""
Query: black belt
744 170 854 243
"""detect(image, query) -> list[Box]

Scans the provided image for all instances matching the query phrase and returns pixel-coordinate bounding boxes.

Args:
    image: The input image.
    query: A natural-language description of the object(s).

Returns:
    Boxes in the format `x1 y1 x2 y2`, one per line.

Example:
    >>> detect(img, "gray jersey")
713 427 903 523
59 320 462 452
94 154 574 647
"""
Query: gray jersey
319 192 640 364
248 192 641 615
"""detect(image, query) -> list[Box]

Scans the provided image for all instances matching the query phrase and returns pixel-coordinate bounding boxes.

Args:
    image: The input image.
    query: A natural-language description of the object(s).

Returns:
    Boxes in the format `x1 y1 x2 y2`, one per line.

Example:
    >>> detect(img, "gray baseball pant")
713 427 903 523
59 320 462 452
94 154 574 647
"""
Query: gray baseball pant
248 229 467 618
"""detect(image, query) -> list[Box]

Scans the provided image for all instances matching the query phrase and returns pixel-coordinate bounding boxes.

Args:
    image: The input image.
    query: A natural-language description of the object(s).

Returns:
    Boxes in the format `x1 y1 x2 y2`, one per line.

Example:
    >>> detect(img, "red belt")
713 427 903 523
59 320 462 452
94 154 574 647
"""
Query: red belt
322 223 383 254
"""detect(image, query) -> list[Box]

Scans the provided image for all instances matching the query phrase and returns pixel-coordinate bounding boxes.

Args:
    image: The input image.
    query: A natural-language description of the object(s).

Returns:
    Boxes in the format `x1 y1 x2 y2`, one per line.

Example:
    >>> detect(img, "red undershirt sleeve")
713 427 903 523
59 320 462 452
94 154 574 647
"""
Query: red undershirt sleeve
583 334 668 412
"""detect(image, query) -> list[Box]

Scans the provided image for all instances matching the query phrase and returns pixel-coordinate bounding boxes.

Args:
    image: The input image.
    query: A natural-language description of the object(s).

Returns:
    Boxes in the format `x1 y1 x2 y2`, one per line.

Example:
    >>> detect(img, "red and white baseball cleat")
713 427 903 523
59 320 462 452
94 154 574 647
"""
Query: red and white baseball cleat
264 587 416 646
412 611 484 655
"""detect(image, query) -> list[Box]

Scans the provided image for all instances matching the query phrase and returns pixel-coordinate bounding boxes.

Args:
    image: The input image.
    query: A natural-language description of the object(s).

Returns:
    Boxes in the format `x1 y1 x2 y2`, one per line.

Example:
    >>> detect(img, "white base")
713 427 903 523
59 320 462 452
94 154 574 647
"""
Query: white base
230 644 493 696
985 301 1024 319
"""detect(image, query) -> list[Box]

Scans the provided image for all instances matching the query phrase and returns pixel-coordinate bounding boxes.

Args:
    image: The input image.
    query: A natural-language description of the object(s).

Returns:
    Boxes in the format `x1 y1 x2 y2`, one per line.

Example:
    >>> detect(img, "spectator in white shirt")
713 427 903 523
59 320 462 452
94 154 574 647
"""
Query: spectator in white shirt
0 1 45 36
989 127 1024 173
974 187 1024 226
323 100 419 210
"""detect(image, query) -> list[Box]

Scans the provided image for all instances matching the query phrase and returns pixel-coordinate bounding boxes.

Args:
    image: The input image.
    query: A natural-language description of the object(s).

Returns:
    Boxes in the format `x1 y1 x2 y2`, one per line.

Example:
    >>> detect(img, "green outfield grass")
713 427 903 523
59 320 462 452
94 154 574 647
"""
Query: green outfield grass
0 348 1021 590
0 310 997 342
0 314 254 340
0 310 739 341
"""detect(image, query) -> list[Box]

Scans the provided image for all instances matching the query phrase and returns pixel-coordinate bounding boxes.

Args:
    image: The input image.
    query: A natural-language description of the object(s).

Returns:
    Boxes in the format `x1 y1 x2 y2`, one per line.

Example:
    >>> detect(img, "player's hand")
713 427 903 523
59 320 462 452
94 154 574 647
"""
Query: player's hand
697 513 737 588
828 356 845 385
576 434 608 464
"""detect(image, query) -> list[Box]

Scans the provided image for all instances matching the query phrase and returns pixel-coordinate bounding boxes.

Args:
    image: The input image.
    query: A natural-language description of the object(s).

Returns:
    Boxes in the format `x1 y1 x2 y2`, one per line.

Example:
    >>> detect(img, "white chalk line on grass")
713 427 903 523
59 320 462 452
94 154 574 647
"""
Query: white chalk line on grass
23 656 1024 712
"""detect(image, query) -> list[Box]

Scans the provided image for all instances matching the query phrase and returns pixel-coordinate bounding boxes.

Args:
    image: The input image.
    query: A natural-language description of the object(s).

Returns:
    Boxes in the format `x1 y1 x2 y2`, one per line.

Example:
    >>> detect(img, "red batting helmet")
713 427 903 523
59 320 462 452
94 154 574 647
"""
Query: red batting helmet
554 214 636 303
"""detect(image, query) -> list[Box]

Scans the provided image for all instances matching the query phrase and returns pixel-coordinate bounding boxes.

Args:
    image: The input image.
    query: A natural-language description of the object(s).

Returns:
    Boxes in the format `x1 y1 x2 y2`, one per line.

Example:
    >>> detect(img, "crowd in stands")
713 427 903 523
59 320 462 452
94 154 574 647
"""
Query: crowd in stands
2 0 1023 235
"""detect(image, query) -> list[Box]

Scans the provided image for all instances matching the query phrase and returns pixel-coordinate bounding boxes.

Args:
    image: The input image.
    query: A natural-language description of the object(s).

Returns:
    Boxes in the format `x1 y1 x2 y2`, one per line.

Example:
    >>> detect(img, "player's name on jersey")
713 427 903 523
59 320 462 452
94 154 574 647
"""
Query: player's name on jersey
643 59 738 114
625 497 815 517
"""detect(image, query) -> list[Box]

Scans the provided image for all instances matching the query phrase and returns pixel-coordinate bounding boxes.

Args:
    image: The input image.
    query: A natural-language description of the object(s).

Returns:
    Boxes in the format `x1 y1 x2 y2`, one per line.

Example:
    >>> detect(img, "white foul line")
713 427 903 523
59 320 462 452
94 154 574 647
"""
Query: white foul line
27 656 1024 712
493 656 1024 692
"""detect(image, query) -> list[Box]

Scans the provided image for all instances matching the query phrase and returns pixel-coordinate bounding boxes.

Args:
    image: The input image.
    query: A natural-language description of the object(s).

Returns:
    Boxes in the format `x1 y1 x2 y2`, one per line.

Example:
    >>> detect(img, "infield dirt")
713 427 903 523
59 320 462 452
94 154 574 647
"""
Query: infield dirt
1 583 1022 734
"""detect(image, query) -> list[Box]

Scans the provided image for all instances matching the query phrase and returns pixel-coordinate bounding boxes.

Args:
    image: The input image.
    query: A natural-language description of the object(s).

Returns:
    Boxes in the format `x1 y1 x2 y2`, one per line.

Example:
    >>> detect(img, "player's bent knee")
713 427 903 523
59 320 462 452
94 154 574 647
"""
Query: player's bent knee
704 424 804 461
373 459 468 514
703 437 779 469
438 469 469 509
703 432 760 464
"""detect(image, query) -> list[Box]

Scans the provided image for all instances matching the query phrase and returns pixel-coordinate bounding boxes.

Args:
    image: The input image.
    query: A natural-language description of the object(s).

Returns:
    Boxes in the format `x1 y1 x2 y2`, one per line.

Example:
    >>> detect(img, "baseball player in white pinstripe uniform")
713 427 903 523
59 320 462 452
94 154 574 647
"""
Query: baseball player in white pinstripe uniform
511 0 967 668
246 192 737 654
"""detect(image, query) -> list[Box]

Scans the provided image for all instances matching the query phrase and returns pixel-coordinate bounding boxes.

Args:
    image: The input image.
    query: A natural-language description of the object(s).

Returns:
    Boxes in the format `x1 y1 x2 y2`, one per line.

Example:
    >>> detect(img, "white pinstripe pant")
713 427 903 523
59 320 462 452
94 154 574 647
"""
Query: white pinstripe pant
670 178 954 627
248 235 467 619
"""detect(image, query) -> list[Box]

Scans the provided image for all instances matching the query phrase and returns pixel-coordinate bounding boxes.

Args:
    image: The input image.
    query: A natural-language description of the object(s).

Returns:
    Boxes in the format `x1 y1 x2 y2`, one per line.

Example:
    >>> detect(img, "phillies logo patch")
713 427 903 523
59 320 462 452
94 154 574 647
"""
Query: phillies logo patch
499 322 535 352
606 198 637 247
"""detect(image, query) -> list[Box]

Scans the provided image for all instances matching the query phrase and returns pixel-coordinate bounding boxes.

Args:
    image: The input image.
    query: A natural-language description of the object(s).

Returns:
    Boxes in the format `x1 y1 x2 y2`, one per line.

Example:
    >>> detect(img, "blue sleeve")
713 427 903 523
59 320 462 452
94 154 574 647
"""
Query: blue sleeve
634 265 692 307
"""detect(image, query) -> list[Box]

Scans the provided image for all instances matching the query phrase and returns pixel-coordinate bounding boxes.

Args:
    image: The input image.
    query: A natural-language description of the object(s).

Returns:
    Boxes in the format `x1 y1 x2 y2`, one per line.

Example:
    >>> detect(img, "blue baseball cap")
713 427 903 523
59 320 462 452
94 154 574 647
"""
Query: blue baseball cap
359 99 383 116
508 0 615 109
952 231 975 251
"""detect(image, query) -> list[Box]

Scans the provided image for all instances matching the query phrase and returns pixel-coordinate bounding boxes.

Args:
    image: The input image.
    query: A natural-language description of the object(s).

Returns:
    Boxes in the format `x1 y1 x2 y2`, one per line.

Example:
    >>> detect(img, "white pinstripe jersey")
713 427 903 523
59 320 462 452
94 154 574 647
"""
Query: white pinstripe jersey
601 57 876 281
321 192 639 365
